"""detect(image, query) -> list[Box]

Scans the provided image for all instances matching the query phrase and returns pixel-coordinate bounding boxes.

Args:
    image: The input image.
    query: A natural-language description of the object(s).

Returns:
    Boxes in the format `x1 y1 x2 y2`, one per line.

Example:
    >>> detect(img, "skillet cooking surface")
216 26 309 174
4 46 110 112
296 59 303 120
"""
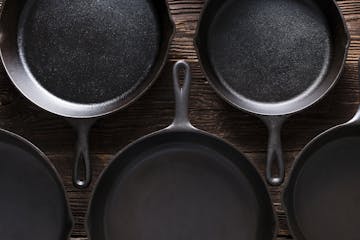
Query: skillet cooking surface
89 132 274 240
208 0 331 103
0 134 70 240
18 0 160 103
286 131 360 240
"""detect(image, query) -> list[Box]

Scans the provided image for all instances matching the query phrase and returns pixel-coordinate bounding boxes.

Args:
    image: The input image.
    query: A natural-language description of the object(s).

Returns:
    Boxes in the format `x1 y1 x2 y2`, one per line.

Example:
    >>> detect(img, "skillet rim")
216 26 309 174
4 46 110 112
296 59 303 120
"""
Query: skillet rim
0 128 73 240
86 126 278 240
0 0 176 119
194 0 350 116
282 120 360 240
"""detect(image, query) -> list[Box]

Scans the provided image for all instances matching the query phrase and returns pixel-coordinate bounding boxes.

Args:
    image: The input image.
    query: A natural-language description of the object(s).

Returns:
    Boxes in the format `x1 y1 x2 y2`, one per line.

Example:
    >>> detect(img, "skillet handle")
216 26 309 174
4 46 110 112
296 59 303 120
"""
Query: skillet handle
172 60 192 127
68 118 96 189
262 116 286 186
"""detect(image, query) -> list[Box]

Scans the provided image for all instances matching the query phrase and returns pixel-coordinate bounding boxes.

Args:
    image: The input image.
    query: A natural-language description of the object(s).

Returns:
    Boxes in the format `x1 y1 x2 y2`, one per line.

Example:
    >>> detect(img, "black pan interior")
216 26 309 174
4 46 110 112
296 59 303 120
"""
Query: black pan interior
196 0 348 115
284 126 360 240
0 130 72 240
88 131 275 240
18 0 162 104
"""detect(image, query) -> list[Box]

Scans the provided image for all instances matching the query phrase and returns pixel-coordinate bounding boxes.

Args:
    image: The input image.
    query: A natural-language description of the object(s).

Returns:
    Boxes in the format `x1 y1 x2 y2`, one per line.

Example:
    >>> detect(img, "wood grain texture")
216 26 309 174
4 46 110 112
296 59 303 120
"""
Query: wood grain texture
0 0 359 239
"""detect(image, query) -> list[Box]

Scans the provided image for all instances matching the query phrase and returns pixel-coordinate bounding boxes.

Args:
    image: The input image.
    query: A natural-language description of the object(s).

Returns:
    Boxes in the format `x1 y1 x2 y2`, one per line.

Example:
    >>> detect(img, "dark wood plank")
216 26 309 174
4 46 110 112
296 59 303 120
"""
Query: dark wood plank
0 0 360 239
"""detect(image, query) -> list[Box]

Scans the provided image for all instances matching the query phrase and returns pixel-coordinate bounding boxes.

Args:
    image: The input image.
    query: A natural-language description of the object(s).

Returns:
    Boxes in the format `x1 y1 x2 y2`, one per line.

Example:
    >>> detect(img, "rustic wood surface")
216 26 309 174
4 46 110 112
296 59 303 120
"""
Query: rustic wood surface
0 0 360 239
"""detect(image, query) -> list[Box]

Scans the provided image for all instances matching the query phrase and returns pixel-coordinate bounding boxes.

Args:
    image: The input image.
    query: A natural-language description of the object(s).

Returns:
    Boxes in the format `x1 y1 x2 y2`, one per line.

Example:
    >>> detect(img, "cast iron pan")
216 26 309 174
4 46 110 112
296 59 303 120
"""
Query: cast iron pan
283 60 360 240
0 0 174 188
0 129 72 240
87 61 276 240
195 0 349 185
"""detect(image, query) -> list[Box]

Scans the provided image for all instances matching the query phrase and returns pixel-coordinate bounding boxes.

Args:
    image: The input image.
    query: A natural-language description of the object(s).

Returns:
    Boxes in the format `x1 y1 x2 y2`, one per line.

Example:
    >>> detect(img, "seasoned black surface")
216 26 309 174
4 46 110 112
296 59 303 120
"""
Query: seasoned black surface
18 0 161 104
208 0 331 103
0 133 70 240
286 134 360 240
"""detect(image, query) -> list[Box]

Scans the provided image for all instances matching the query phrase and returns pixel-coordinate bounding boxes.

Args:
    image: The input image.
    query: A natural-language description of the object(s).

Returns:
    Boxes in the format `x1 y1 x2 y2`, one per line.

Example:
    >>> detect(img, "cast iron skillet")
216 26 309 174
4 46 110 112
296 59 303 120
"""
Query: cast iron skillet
283 60 360 240
195 0 349 185
87 61 276 240
0 129 72 240
0 0 174 188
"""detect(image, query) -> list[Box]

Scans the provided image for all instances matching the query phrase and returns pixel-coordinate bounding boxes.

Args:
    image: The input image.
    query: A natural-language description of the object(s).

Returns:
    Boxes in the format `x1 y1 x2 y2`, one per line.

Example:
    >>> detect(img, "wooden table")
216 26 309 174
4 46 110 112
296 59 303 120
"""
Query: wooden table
0 0 359 239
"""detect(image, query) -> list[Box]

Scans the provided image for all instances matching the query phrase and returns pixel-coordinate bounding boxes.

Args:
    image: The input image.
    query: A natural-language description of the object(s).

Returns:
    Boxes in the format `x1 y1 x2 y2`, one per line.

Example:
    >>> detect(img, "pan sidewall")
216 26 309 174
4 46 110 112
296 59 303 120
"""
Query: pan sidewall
194 0 349 117
0 128 74 239
0 0 175 119
87 129 277 240
283 122 359 240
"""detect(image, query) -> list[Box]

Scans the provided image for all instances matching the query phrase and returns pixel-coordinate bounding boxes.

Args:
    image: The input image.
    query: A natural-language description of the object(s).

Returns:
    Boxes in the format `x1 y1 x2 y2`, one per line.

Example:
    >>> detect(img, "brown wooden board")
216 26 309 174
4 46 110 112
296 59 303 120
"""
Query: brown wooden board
0 0 359 239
